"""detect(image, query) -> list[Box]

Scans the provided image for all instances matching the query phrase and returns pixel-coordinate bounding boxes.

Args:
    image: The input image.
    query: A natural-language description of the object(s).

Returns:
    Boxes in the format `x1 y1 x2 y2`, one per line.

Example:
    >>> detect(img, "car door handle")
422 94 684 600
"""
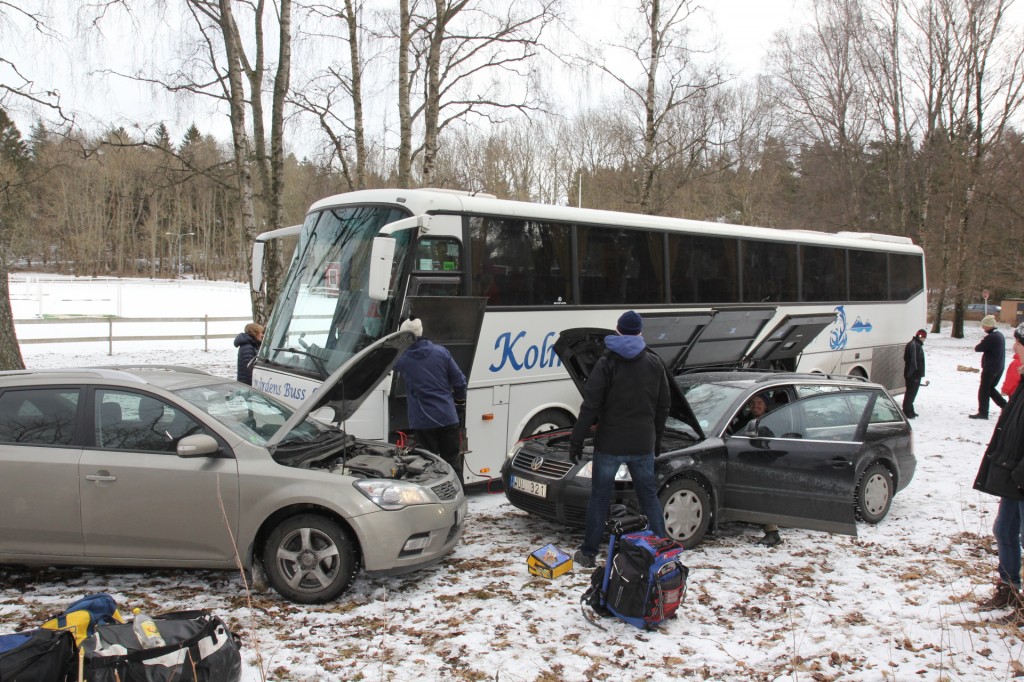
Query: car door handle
85 472 117 482
829 458 853 468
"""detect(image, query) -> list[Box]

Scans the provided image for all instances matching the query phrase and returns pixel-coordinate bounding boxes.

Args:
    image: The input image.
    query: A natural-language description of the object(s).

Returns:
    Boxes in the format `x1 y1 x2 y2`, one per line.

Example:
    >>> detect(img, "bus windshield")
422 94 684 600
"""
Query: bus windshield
260 205 411 377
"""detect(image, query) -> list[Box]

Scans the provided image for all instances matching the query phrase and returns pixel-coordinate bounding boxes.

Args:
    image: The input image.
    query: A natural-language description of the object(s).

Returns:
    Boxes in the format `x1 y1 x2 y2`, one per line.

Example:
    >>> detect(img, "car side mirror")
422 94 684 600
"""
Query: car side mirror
177 434 220 458
743 420 760 437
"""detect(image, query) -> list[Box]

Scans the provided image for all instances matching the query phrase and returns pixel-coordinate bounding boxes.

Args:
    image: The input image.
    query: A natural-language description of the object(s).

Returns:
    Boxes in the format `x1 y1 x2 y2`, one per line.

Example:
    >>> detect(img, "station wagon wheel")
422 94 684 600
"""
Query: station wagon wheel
659 478 711 549
263 514 357 603
519 409 573 442
855 462 893 524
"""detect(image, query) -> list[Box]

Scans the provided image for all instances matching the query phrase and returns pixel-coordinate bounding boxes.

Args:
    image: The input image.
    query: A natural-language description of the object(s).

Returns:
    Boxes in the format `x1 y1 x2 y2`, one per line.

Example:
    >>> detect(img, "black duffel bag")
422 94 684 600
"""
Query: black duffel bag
82 610 242 682
0 628 76 682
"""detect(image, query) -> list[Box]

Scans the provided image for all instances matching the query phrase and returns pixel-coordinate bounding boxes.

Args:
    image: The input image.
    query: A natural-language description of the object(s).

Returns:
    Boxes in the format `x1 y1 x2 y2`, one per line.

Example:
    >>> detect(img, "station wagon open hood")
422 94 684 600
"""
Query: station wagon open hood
554 328 705 439
266 330 417 447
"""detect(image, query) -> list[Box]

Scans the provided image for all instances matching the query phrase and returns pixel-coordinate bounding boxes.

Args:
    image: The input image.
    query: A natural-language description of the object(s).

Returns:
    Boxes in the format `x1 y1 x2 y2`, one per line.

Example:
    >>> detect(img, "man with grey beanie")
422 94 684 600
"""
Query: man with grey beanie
971 315 1007 420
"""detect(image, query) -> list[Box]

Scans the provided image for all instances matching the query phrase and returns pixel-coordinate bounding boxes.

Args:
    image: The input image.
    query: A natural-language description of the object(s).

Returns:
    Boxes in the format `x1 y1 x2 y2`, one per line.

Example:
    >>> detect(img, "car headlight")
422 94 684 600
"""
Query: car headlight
575 462 632 481
506 441 525 461
354 480 434 510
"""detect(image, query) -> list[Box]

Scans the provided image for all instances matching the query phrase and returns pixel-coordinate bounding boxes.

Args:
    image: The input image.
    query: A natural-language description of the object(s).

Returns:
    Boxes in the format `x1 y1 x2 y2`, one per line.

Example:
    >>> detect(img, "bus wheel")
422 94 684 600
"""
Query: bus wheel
519 409 573 442
849 367 868 380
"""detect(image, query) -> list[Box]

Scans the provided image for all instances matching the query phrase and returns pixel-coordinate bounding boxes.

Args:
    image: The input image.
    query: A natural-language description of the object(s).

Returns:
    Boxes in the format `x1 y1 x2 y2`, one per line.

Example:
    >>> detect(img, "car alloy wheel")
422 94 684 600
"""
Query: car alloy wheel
263 514 357 603
855 462 893 524
659 478 712 549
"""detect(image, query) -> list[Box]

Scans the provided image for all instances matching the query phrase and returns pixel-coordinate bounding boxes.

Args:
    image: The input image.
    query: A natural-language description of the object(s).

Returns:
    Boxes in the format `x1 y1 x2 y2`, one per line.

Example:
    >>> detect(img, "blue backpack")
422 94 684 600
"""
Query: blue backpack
582 519 689 630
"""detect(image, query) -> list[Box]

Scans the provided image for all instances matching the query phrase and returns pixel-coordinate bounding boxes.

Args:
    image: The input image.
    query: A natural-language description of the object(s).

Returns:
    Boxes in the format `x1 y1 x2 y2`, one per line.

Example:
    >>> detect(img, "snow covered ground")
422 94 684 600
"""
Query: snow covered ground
4 276 1024 680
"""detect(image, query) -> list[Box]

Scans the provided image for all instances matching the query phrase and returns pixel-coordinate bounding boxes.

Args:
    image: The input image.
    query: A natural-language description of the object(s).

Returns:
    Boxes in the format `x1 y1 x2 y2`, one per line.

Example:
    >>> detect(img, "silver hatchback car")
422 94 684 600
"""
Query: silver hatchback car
0 331 466 603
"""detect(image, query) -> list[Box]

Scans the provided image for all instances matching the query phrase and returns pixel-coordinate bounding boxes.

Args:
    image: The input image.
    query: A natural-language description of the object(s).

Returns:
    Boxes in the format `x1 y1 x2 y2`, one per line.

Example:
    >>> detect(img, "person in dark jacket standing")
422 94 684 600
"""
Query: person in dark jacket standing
234 323 264 385
973 323 1024 613
902 329 927 418
971 316 1007 420
394 317 468 485
569 310 670 568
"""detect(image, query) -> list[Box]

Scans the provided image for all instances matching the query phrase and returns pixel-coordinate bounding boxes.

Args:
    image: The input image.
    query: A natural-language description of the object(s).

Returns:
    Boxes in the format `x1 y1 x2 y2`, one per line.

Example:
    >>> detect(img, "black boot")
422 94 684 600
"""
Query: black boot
756 530 782 547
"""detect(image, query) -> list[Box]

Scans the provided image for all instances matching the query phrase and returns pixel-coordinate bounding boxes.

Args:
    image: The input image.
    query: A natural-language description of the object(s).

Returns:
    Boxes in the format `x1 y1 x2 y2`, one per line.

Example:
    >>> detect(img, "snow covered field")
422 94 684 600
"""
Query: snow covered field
4 276 1024 680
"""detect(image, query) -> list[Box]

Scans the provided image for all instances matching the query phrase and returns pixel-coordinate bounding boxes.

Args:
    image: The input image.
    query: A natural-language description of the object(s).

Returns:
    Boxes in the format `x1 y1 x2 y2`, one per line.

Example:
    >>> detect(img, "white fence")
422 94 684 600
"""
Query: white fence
15 316 253 355
9 274 254 355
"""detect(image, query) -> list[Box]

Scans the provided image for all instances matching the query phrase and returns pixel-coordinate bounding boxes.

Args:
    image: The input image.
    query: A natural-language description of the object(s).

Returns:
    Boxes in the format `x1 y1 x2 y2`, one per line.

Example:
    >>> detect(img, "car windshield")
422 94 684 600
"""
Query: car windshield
672 380 746 432
175 382 325 446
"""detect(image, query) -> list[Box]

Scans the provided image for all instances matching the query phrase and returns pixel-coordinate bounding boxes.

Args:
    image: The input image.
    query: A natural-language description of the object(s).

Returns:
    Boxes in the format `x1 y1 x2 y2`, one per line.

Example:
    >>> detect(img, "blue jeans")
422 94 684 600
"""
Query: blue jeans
994 497 1024 588
581 452 667 557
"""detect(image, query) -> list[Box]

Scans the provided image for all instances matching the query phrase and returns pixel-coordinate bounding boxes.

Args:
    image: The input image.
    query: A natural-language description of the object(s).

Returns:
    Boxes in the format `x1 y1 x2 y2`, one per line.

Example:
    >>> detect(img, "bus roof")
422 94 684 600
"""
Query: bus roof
307 188 922 253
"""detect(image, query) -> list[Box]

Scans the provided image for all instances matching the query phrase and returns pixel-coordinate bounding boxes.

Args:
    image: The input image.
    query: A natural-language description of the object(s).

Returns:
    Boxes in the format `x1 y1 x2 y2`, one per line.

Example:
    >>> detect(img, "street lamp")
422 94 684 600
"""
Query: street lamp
165 231 195 279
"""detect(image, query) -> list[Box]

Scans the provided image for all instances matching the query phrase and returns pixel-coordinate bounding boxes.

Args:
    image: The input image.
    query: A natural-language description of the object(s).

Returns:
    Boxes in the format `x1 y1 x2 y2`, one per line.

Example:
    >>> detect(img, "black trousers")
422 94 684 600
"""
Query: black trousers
979 369 1007 416
415 424 464 486
902 375 921 416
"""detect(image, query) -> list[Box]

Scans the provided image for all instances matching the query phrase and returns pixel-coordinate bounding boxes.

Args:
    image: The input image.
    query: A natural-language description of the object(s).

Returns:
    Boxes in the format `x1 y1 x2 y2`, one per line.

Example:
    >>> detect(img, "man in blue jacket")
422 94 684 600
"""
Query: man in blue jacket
972 316 1007 420
395 317 468 485
569 310 670 568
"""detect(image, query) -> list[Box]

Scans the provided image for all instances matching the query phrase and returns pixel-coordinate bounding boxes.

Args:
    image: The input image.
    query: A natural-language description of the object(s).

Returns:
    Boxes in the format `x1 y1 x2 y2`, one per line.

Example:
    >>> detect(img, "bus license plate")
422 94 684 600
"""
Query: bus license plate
512 475 547 498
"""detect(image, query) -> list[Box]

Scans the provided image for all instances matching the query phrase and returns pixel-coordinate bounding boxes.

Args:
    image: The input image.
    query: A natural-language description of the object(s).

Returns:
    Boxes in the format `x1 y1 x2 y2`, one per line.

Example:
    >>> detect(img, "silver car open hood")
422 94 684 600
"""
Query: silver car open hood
265 330 417 447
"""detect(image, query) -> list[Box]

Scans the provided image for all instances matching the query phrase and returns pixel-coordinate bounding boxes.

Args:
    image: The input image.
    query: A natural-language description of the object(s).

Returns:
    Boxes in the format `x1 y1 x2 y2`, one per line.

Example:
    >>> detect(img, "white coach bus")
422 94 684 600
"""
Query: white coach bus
251 188 925 486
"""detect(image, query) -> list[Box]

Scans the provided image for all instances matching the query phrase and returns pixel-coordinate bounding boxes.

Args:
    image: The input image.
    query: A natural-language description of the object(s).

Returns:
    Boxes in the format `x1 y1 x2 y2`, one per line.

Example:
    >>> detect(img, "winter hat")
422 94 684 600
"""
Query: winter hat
1014 323 1024 344
916 329 927 339
981 315 997 328
400 317 423 337
616 310 643 335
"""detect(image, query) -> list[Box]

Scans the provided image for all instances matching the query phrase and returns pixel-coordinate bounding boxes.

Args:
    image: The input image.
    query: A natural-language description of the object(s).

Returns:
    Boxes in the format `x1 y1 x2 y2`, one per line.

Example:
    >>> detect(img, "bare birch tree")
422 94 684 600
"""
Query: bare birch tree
394 0 559 187
910 0 1024 337
0 1 69 370
291 0 371 190
578 0 725 215
767 0 871 229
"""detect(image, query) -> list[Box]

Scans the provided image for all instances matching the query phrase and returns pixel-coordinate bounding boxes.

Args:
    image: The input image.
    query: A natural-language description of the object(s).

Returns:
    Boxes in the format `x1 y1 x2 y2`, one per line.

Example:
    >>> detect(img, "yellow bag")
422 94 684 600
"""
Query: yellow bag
42 593 125 646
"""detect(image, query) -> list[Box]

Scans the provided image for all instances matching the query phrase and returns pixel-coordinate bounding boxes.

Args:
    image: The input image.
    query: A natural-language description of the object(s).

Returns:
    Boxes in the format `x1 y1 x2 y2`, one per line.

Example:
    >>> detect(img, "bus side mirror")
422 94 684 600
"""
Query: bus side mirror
251 240 266 292
368 236 396 301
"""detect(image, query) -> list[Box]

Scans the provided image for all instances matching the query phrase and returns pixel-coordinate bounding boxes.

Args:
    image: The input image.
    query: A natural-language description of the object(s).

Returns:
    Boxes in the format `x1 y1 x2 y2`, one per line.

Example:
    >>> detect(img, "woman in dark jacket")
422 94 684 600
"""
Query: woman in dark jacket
234 323 264 385
973 322 1024 611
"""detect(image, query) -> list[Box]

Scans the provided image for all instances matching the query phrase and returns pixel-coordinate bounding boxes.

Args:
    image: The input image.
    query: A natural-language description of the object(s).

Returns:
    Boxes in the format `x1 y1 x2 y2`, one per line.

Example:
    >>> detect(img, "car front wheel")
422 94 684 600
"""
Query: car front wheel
855 462 893 524
659 478 711 549
263 514 357 603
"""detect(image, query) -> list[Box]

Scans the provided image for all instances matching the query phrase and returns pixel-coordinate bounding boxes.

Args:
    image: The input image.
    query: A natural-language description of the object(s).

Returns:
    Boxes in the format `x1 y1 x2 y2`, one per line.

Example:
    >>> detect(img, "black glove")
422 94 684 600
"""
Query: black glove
454 398 466 425
569 444 583 463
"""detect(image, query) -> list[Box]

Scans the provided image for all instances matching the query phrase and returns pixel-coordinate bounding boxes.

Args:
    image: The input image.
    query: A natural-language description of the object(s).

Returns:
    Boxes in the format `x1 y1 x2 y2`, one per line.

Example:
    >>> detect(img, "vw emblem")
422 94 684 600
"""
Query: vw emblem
530 456 544 471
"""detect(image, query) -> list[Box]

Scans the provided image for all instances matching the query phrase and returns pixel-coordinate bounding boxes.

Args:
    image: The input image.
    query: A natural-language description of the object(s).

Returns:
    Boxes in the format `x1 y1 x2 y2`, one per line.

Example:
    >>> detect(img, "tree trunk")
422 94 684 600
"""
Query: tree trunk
0 257 25 370
217 0 265 320
344 0 367 189
397 0 413 187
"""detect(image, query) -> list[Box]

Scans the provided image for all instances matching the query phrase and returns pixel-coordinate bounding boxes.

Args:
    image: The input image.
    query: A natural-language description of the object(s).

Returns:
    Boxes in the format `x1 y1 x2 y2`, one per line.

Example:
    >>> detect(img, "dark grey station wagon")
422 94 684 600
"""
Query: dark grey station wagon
501 328 916 548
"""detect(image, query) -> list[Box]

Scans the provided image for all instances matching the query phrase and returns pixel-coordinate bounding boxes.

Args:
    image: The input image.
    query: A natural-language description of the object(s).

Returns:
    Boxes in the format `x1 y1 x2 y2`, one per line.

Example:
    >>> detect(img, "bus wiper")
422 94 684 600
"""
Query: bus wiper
271 346 329 379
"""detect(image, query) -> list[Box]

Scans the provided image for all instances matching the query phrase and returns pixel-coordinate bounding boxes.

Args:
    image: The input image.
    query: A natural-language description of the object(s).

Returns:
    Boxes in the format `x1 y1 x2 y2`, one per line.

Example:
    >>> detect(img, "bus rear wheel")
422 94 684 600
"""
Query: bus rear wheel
519 409 573 442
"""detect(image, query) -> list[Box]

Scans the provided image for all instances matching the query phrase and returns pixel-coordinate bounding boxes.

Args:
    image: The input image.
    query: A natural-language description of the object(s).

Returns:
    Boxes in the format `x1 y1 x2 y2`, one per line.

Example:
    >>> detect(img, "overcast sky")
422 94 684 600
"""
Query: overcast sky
2 0 801 152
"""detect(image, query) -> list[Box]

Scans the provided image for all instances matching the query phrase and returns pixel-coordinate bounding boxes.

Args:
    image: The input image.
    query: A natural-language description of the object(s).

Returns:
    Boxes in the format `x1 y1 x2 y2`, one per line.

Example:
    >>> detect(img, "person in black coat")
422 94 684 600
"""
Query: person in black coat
971 316 1007 419
234 323 264 385
973 323 1024 612
902 329 927 418
569 310 670 568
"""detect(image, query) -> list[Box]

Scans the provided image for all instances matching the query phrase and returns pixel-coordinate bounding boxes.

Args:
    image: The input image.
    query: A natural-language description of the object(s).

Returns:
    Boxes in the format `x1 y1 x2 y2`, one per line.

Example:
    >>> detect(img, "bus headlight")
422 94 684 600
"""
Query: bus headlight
354 480 433 510
575 462 632 481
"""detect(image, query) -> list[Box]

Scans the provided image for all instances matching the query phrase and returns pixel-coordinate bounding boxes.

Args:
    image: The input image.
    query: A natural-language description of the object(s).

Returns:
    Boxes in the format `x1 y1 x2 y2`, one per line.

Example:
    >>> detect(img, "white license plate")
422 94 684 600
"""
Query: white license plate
512 475 547 498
